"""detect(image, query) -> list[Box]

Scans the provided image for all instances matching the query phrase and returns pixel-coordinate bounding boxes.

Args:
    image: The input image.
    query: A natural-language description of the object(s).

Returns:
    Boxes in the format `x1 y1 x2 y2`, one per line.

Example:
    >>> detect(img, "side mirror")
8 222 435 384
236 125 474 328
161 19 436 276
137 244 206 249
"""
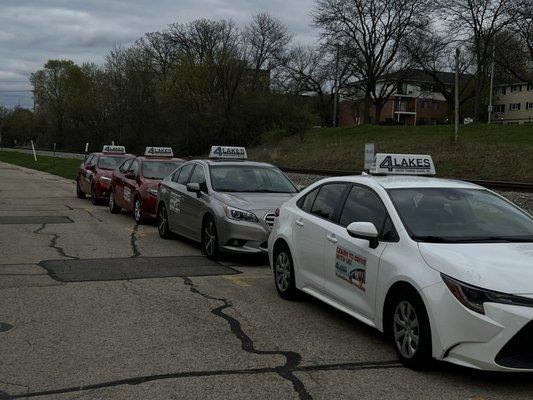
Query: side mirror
125 171 135 179
346 222 379 249
187 182 201 195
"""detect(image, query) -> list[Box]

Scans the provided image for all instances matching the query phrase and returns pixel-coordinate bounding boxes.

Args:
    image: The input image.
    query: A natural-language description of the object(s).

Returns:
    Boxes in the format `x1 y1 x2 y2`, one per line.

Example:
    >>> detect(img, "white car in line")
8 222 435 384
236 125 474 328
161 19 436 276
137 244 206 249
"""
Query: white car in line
268 154 533 371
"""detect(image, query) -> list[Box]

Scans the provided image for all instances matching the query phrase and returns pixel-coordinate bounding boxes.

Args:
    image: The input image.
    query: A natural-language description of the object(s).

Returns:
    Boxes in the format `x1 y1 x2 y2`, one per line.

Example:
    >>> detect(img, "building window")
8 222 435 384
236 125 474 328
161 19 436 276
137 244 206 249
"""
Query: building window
421 100 429 109
526 102 533 110
493 104 505 113
431 101 439 110
495 86 507 95
511 84 523 92
528 84 533 91
510 103 521 111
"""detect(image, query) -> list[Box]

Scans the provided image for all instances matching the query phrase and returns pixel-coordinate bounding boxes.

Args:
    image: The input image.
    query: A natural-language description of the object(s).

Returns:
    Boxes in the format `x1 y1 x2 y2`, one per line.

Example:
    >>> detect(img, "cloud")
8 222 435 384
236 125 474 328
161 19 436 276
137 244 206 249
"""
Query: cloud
0 0 317 108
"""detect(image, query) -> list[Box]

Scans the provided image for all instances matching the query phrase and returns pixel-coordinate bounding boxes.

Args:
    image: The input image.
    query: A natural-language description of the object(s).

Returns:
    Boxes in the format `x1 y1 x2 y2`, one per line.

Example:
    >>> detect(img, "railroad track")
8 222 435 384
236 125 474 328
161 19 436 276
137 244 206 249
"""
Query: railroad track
3 147 532 192
280 166 533 192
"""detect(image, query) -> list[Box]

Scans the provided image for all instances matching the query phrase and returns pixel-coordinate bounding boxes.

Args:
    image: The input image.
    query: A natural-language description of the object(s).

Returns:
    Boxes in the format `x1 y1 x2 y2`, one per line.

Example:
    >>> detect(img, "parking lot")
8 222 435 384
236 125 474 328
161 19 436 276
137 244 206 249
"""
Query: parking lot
1 161 533 400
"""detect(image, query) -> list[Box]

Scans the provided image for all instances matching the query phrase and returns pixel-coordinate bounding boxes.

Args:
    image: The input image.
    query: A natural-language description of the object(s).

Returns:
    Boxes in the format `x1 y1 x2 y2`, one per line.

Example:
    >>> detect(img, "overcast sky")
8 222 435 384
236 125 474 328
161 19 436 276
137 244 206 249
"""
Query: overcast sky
0 0 317 109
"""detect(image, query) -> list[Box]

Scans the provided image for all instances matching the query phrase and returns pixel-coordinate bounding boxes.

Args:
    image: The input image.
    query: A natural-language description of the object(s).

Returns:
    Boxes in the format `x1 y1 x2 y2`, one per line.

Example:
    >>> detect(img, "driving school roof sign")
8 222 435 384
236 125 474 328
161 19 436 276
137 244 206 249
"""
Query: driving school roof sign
370 153 436 176
209 146 247 159
145 147 174 157
102 145 126 154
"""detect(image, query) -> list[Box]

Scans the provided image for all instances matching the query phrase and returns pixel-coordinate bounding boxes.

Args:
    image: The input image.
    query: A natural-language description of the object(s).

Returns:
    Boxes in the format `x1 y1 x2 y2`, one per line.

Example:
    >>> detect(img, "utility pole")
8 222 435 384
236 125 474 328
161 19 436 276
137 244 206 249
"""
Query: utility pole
332 44 340 127
487 42 496 124
454 48 460 143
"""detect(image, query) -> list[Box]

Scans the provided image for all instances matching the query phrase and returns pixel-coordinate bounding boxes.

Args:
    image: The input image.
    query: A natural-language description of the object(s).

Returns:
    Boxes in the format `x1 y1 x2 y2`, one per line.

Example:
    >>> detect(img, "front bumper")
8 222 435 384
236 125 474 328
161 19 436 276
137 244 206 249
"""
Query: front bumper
216 215 270 254
95 180 112 199
424 282 533 371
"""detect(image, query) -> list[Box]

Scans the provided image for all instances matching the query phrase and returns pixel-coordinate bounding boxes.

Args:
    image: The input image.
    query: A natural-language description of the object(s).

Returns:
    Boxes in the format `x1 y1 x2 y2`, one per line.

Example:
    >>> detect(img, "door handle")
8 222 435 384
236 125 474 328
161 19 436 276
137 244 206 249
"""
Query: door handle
326 234 338 244
295 219 304 227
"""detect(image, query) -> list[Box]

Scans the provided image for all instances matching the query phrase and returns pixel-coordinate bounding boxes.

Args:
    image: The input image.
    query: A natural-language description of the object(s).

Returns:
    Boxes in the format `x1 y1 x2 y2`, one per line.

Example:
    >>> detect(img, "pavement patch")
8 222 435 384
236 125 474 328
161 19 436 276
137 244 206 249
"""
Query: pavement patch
39 256 240 282
0 216 73 225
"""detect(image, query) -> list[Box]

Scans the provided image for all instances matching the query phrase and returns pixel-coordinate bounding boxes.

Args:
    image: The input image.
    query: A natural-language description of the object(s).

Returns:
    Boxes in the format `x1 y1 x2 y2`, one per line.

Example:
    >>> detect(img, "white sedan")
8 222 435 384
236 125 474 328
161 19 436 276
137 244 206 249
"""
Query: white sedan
268 163 533 370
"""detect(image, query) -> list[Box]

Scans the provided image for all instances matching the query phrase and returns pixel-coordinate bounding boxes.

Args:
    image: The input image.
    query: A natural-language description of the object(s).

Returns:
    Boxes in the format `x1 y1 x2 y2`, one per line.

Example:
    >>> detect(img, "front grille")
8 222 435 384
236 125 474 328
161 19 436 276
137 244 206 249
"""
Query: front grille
495 321 533 369
264 213 276 229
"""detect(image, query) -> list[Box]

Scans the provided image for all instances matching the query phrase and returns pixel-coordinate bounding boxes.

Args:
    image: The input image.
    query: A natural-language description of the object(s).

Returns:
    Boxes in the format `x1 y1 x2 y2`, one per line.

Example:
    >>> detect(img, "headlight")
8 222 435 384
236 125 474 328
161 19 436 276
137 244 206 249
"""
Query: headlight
147 188 158 197
223 205 258 223
442 274 533 314
100 176 112 183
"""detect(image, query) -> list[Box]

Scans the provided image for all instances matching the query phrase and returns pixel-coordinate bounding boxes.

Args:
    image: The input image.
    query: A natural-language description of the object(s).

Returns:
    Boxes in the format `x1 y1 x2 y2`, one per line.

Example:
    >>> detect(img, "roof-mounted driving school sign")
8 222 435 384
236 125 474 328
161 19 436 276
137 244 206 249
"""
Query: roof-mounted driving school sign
209 146 247 159
102 145 126 154
370 153 436 176
144 147 174 157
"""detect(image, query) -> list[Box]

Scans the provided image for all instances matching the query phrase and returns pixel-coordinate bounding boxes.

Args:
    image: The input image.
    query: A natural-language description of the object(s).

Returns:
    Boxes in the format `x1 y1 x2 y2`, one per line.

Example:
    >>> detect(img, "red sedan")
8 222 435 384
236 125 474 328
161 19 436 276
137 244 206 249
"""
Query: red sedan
76 146 134 205
109 147 184 223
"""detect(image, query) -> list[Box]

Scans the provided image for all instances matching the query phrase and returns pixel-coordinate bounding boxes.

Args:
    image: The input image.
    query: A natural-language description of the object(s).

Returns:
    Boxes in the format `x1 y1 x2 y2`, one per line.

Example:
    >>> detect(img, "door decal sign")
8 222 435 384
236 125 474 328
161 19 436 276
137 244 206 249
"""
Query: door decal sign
124 187 131 202
335 246 367 292
169 192 182 213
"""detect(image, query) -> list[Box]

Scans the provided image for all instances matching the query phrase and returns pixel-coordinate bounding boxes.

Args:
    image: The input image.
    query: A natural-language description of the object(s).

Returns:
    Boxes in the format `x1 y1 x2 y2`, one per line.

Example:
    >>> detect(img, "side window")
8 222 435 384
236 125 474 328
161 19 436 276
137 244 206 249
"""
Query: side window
340 185 397 241
297 187 320 213
119 159 133 173
85 155 95 166
130 160 139 176
171 167 181 182
190 165 207 188
310 184 347 221
177 163 194 185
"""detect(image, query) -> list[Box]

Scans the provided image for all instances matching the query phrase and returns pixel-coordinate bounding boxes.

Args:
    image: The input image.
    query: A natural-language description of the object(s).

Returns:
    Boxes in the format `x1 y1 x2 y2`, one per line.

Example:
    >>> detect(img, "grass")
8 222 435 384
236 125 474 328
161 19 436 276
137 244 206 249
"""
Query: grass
248 124 533 182
0 151 81 180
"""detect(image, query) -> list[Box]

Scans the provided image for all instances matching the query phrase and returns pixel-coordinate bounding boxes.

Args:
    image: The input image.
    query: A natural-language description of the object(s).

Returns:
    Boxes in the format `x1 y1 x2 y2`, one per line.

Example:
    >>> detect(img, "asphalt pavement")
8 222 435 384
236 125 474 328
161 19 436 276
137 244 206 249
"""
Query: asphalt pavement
1 161 533 400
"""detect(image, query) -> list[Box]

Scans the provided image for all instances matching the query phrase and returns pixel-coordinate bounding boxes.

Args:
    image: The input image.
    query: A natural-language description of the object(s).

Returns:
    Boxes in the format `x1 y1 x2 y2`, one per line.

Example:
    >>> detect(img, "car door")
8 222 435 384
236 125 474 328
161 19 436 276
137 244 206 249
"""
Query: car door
167 163 194 234
179 164 209 241
292 183 348 291
113 158 133 208
323 184 397 320
80 154 95 193
122 159 139 211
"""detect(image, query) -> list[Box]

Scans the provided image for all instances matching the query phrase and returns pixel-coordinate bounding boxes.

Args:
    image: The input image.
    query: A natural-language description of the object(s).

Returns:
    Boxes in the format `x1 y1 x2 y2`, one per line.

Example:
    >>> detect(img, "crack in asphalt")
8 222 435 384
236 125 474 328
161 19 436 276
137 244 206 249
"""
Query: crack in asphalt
0 360 401 399
130 224 140 258
182 277 313 400
33 224 79 260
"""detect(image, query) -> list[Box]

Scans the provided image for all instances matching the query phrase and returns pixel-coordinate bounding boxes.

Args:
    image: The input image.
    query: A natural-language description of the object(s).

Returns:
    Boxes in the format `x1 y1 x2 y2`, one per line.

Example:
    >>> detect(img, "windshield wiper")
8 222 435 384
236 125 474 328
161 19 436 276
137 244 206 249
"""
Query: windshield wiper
411 235 461 243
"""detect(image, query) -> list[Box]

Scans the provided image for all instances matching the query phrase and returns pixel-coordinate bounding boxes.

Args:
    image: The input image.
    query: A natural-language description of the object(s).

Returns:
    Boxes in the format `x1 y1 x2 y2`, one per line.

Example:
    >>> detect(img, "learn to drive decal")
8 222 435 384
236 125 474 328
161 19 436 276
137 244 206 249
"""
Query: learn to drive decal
124 187 131 202
169 192 182 213
335 246 367 291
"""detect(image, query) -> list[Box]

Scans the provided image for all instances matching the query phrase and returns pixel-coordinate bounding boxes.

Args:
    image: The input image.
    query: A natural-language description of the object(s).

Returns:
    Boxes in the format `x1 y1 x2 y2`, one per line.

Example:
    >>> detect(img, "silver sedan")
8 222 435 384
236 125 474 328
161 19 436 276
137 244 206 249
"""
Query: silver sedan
156 159 298 259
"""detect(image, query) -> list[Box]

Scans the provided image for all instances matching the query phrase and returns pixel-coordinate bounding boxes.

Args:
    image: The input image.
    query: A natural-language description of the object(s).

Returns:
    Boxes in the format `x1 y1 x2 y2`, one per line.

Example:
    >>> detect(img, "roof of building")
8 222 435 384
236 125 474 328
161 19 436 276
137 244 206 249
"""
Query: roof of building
380 68 472 86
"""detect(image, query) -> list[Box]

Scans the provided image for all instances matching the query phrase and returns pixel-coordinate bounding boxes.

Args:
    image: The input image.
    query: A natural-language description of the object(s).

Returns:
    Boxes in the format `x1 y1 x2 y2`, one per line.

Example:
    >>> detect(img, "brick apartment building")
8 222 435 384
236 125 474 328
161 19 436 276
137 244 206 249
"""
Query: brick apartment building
338 69 462 126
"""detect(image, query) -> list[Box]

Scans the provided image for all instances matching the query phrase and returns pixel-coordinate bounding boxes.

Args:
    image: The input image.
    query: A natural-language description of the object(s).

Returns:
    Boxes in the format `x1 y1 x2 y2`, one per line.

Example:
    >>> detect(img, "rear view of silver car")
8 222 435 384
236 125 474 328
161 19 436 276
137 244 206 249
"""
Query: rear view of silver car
156 146 298 259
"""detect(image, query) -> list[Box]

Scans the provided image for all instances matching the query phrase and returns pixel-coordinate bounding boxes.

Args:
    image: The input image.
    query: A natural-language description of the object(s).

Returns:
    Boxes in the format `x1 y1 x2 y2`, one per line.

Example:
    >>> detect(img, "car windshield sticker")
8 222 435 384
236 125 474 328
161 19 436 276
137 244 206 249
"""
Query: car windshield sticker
335 245 367 291
124 187 131 202
169 192 182 214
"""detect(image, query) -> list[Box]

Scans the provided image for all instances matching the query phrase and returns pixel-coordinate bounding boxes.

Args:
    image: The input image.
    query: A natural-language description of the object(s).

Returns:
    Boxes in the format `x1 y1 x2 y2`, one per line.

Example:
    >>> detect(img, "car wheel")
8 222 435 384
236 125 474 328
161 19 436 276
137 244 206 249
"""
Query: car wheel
76 180 85 199
109 190 121 214
157 204 171 239
388 289 433 369
91 185 99 205
273 245 298 300
202 217 219 260
133 197 143 224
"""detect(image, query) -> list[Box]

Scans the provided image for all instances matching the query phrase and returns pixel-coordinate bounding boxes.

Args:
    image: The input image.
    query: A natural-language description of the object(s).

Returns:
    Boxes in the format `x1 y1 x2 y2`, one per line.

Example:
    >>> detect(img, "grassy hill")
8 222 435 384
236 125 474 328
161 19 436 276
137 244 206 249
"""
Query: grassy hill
248 124 533 182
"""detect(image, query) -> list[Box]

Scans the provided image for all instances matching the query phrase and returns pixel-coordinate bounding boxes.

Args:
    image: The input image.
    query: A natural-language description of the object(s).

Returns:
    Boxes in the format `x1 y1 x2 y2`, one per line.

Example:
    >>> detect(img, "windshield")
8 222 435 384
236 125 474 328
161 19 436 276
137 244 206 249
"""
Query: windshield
388 188 533 243
141 161 183 180
97 156 127 170
210 165 297 193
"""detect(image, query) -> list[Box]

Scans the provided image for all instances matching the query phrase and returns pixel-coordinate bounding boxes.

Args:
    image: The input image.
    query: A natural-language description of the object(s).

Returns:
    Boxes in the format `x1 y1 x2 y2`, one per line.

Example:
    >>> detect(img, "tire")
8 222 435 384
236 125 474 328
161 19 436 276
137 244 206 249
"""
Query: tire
273 244 298 300
91 185 99 205
157 204 171 239
202 217 220 260
387 288 433 370
76 180 86 199
133 196 144 224
109 190 121 214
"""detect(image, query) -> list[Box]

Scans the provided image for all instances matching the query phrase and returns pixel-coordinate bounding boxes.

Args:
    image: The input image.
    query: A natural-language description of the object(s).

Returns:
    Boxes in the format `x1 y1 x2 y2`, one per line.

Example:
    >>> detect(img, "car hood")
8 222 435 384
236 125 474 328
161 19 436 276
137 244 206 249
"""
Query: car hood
419 242 533 295
98 169 113 178
214 192 294 212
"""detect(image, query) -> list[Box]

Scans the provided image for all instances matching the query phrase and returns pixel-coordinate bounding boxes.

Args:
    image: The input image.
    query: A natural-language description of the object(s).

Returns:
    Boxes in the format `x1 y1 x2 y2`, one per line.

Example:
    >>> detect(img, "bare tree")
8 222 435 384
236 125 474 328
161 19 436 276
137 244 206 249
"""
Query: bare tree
313 0 430 123
437 0 519 120
137 31 179 83
244 12 293 90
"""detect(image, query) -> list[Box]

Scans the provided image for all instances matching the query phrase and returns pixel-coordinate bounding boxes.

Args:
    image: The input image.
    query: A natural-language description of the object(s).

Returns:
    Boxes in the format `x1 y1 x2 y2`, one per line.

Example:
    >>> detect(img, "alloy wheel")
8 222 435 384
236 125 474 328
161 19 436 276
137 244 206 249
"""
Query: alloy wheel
158 207 167 235
134 199 141 222
393 301 420 359
204 221 216 256
275 252 291 292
